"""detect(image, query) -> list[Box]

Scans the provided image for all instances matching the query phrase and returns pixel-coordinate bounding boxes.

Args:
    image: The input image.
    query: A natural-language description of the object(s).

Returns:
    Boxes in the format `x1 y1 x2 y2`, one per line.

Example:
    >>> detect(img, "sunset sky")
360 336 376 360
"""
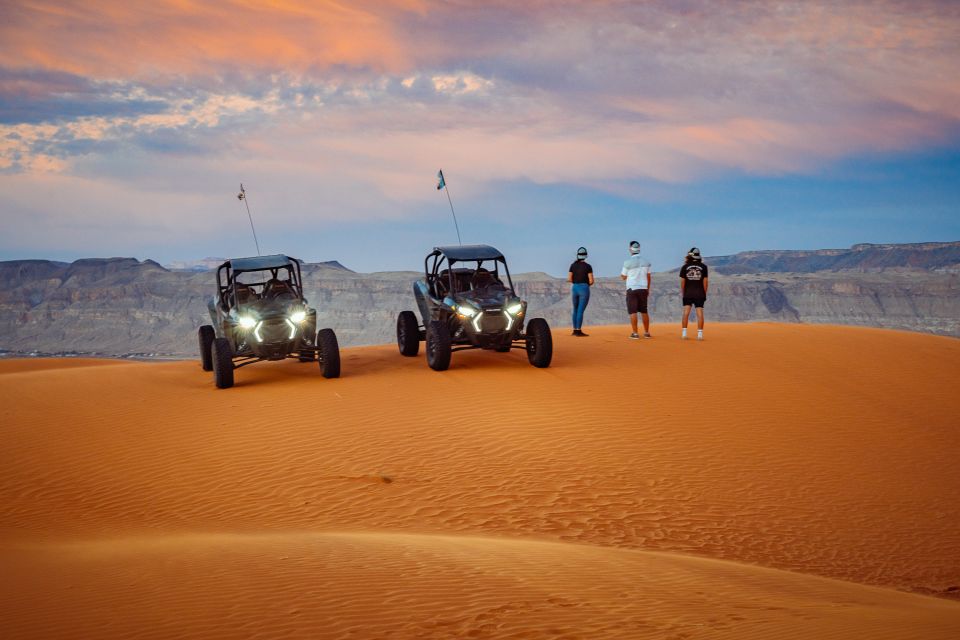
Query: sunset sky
1 1 958 275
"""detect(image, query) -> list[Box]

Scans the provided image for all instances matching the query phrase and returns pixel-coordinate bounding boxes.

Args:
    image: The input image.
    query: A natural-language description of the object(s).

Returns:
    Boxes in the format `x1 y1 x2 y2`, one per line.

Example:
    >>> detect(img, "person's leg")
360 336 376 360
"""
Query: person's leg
696 306 704 330
577 285 590 335
571 286 582 331
682 305 691 328
626 290 639 337
639 290 650 336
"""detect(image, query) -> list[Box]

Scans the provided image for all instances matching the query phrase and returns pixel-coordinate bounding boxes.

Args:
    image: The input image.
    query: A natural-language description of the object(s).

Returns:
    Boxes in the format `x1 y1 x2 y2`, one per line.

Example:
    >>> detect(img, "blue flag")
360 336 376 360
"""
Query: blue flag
436 169 445 191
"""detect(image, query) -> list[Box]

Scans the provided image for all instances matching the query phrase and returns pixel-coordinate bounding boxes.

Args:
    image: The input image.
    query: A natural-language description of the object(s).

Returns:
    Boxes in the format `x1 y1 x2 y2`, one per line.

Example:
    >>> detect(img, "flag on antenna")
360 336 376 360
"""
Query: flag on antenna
237 185 246 200
436 169 446 191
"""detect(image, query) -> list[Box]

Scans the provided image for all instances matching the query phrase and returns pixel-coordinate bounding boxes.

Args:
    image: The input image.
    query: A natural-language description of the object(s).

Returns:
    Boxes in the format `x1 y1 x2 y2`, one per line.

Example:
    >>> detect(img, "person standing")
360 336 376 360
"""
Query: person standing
680 247 709 340
620 240 652 339
567 246 594 336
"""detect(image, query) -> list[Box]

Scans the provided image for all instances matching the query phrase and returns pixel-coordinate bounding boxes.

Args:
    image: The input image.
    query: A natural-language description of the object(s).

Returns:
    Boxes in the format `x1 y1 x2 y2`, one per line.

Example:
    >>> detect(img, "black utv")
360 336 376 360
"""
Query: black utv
397 245 552 370
198 255 340 388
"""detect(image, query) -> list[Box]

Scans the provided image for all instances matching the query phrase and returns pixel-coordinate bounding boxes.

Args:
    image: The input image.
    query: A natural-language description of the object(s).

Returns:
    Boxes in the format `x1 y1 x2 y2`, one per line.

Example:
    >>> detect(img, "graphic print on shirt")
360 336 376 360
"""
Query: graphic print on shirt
684 265 704 281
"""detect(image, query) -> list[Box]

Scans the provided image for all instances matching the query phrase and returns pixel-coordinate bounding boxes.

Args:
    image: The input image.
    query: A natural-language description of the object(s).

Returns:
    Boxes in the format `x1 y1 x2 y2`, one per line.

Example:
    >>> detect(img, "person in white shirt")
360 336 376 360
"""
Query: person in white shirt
620 240 652 339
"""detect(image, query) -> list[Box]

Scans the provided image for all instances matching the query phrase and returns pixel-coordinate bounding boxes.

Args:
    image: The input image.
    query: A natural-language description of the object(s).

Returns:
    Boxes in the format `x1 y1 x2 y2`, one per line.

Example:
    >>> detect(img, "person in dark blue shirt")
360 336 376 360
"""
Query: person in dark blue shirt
567 247 594 336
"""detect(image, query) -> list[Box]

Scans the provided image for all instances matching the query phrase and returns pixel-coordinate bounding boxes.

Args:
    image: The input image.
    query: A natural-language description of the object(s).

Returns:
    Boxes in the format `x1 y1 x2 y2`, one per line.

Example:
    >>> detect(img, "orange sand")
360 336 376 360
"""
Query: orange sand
2 323 959 638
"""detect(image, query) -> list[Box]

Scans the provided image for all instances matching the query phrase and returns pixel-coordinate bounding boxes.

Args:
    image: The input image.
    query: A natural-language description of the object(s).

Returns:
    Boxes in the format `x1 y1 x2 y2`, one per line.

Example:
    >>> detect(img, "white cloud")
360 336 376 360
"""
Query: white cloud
431 72 494 95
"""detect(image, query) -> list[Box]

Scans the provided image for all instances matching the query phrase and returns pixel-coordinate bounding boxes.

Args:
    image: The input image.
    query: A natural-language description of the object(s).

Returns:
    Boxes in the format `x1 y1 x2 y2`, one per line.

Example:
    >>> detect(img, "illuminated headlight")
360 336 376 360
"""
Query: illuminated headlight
457 303 479 318
238 315 257 329
506 302 523 315
289 310 307 323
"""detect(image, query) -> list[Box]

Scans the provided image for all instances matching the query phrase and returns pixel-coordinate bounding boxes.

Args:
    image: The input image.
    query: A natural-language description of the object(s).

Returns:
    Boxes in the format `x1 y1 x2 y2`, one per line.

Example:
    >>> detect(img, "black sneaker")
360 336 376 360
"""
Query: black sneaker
578 330 589 337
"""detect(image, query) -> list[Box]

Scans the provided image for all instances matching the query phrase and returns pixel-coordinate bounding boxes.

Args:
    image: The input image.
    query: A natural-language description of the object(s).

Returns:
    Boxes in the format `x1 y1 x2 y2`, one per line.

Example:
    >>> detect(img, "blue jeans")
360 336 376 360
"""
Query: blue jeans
571 283 590 330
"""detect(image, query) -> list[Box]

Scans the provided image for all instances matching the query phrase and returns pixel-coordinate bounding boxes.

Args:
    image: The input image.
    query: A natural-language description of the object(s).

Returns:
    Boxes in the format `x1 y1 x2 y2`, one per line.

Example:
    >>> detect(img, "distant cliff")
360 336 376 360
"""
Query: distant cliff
1 242 957 358
709 241 960 274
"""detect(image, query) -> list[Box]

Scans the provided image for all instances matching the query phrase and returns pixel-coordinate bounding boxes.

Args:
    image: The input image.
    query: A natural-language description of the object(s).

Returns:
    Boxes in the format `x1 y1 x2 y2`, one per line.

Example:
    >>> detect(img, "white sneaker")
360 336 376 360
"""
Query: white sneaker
681 330 687 340
629 333 640 340
697 331 704 341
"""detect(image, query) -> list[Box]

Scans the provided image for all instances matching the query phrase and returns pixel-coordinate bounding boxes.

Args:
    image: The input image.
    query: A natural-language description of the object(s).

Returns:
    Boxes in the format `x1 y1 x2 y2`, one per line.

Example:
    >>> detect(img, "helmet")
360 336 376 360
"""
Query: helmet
629 240 641 255
576 246 588 260
687 247 701 259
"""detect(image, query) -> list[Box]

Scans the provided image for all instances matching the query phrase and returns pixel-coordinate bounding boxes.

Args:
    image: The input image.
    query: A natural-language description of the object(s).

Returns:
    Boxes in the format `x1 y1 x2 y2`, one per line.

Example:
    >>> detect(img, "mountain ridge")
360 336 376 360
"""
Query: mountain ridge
1 241 957 358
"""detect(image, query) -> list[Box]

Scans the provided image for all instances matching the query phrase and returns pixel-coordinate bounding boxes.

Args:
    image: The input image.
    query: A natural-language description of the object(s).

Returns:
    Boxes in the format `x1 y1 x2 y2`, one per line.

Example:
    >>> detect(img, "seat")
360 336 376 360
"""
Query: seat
263 278 295 299
472 268 493 290
235 283 258 304
435 277 448 299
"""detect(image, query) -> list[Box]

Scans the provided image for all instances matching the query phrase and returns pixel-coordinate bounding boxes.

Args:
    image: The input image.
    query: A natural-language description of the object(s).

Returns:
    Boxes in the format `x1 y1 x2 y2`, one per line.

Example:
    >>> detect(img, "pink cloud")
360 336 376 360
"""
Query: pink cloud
0 0 427 79
1 0 958 202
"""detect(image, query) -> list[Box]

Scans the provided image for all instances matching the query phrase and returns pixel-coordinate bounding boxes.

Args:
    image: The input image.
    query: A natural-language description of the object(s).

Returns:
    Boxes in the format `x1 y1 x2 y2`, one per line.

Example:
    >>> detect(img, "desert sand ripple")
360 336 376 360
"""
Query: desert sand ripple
4 532 960 640
2 323 959 637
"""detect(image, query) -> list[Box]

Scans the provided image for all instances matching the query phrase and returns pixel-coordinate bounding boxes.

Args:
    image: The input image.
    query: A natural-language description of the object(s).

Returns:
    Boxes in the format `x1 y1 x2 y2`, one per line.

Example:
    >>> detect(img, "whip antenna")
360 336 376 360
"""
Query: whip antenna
236 183 261 256
436 169 462 246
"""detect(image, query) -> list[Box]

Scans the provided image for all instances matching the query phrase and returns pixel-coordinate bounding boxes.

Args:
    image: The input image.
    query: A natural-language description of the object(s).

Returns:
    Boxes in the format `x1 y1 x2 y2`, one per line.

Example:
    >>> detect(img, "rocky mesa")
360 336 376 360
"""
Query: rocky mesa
1 242 957 358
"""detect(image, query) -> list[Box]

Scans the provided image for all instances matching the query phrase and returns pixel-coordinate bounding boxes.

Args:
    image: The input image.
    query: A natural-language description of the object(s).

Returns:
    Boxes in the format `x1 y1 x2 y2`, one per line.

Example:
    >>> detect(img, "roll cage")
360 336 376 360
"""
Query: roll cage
215 255 304 310
424 245 515 300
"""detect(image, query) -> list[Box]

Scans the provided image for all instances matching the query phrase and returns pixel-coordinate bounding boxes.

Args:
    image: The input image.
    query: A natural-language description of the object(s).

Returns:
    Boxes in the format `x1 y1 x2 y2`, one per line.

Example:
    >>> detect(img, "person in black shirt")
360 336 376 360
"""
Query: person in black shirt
567 246 594 336
679 247 709 340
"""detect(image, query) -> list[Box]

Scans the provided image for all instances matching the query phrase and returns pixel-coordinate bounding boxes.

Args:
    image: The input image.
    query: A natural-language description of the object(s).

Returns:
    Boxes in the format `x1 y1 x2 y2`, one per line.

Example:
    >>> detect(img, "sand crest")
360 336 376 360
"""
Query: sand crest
2 323 959 637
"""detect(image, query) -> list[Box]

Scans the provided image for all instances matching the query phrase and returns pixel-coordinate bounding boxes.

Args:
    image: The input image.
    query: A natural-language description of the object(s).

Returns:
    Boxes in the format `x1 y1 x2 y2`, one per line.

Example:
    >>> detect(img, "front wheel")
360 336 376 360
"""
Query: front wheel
525 318 553 368
212 337 234 388
397 310 420 357
317 328 341 378
426 320 452 371
198 325 215 371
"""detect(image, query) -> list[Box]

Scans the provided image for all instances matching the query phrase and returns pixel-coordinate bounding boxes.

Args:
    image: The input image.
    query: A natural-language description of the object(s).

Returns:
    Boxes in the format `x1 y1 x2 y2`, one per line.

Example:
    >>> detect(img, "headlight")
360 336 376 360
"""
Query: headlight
238 315 257 329
289 310 307 323
457 303 479 317
506 302 523 315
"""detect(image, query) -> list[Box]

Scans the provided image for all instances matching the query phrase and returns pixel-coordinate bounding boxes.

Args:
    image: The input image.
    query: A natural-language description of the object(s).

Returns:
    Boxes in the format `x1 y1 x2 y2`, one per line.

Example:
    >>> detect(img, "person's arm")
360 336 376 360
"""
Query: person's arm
703 277 709 296
588 273 595 286
680 272 685 296
647 271 652 289
567 271 574 283
620 266 628 281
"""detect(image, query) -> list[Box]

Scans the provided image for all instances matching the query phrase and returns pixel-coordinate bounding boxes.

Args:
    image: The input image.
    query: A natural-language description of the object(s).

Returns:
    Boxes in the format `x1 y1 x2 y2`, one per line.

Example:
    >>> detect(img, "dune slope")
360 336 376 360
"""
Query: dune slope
2 324 959 637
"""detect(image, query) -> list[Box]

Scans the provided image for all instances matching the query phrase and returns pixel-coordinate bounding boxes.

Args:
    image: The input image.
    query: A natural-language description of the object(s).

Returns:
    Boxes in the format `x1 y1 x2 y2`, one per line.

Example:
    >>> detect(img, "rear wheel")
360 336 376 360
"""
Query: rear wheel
397 310 420 357
198 325 215 371
426 320 452 371
212 337 234 388
317 328 341 378
525 318 553 368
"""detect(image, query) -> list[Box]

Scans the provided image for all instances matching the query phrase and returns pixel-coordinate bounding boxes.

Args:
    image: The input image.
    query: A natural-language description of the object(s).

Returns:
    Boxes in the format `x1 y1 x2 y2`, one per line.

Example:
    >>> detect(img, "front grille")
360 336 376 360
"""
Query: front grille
480 312 508 333
259 319 292 343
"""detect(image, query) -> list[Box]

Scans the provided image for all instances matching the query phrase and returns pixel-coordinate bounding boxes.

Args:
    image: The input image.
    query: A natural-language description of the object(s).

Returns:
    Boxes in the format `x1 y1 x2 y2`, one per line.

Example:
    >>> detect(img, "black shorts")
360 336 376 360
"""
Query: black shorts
683 296 706 308
626 288 649 314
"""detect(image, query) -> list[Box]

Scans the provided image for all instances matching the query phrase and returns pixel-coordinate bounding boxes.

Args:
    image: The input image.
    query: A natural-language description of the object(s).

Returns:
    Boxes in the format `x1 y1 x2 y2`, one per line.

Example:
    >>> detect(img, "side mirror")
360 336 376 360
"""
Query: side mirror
442 296 457 309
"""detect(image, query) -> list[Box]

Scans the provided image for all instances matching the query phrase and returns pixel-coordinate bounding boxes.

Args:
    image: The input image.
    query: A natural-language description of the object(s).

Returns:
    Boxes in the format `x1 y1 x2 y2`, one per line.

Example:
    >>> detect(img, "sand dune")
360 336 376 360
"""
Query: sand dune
5 532 960 640
2 323 959 638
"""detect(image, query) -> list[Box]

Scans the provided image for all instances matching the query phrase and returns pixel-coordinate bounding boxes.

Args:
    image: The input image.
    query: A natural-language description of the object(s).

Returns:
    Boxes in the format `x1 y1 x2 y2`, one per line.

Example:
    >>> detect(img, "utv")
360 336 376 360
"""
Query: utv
198 254 340 388
397 245 552 370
